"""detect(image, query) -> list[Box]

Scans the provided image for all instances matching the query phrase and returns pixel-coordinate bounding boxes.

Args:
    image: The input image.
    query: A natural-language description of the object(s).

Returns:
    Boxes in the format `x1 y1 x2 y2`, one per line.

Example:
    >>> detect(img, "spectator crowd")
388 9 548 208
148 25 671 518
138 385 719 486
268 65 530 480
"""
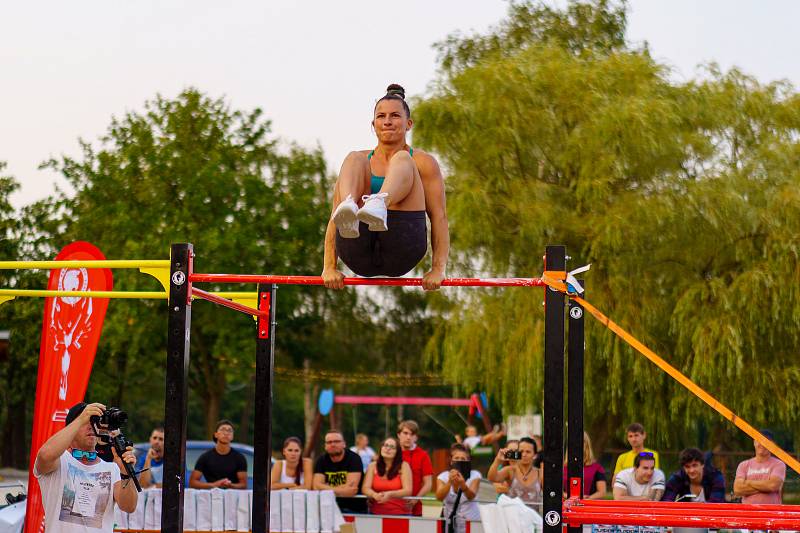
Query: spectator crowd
34 397 789 533
145 417 789 521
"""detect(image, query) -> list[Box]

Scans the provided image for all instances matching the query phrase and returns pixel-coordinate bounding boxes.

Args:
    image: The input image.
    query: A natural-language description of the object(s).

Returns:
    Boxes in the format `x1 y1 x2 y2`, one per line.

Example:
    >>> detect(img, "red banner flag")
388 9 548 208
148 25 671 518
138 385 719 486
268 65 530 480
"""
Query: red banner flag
24 241 113 533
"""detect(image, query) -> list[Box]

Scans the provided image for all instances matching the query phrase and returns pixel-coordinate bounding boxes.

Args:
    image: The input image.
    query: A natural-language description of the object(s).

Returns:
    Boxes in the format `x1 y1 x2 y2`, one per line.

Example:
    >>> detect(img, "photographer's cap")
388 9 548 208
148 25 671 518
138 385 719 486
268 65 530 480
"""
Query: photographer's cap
65 402 88 425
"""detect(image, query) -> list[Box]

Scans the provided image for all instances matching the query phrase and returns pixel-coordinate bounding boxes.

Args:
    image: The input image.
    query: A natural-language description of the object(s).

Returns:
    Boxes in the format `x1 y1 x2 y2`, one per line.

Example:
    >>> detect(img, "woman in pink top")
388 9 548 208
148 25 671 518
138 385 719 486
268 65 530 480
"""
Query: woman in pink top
563 432 607 499
363 437 413 515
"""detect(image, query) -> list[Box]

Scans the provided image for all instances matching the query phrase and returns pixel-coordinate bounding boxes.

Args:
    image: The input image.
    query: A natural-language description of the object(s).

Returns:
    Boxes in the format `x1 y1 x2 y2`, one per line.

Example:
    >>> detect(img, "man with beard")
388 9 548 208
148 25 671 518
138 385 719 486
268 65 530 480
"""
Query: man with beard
35 402 138 533
136 427 164 488
313 430 365 513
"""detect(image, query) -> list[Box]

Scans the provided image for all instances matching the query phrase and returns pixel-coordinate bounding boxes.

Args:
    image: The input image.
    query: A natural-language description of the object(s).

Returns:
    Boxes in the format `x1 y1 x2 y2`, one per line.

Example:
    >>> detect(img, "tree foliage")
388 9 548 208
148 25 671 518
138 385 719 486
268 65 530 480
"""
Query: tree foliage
415 0 800 450
0 165 53 467
40 89 338 436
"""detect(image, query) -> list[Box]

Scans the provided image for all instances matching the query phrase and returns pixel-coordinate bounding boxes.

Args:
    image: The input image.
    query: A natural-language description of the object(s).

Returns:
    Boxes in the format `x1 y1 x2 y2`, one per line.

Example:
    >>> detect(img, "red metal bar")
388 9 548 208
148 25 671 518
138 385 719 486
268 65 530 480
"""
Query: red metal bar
191 287 268 318
572 498 800 512
562 510 800 530
567 505 800 518
562 498 800 529
189 273 546 287
334 395 474 407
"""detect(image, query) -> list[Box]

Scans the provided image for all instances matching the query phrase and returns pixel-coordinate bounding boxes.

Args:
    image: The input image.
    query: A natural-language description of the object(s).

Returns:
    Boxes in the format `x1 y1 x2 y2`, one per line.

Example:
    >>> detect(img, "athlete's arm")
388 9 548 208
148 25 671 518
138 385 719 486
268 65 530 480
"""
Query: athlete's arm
322 171 346 289
417 152 449 290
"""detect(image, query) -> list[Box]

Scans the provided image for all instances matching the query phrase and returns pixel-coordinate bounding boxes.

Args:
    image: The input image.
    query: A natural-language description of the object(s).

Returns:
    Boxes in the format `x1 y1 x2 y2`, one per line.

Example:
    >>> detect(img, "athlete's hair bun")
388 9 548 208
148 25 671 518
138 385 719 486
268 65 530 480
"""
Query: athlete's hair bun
386 84 406 100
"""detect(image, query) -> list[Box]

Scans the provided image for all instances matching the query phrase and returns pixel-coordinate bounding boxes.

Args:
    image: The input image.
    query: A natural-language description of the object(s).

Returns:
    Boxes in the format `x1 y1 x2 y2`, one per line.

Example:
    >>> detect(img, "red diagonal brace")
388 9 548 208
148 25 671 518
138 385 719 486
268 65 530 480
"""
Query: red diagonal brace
191 287 267 318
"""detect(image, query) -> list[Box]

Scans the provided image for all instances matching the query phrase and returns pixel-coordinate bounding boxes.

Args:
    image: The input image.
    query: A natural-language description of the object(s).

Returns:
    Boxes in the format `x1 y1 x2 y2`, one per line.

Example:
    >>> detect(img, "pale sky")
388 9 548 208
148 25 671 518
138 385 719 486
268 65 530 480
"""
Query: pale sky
3 0 798 209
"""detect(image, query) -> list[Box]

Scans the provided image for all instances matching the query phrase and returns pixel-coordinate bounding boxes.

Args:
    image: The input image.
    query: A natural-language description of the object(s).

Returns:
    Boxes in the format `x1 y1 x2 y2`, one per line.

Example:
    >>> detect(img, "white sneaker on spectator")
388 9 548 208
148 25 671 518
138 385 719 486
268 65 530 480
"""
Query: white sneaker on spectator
357 193 389 232
332 194 359 238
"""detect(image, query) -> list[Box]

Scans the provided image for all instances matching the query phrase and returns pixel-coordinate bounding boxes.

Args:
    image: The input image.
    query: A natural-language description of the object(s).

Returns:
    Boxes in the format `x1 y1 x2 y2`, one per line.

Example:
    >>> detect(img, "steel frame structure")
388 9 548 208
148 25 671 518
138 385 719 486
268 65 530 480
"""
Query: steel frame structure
161 243 556 533
11 244 795 532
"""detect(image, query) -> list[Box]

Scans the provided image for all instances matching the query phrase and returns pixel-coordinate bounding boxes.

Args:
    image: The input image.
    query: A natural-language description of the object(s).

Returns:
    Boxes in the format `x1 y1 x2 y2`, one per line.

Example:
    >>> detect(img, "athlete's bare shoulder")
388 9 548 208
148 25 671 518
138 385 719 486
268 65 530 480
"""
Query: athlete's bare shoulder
412 149 442 179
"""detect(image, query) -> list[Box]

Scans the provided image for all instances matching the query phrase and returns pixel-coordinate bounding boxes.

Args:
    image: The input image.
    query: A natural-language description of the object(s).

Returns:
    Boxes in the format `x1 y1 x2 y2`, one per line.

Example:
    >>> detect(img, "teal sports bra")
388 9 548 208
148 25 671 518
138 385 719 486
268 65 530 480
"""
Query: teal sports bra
368 147 413 194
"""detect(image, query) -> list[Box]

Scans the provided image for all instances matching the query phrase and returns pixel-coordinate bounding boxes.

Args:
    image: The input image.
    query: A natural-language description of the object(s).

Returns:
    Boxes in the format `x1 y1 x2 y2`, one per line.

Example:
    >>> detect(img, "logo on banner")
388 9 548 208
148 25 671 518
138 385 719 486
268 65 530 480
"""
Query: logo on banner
54 267 94 401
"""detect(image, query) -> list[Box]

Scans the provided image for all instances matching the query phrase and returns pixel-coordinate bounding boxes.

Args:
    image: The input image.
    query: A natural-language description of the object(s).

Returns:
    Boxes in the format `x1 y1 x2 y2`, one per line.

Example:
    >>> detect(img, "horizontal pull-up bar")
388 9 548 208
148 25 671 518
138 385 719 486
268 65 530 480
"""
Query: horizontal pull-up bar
0 260 170 269
189 273 546 287
334 395 476 407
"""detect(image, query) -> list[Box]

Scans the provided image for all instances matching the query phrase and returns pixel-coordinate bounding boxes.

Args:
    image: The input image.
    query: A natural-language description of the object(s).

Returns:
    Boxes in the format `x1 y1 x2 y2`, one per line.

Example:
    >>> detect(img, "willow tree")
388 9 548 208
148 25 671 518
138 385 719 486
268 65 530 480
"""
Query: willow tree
415 0 800 450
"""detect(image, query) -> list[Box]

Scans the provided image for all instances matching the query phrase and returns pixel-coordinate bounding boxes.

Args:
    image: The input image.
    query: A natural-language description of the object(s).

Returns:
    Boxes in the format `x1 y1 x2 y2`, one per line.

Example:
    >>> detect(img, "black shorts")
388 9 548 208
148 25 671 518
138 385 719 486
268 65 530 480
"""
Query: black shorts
335 210 427 277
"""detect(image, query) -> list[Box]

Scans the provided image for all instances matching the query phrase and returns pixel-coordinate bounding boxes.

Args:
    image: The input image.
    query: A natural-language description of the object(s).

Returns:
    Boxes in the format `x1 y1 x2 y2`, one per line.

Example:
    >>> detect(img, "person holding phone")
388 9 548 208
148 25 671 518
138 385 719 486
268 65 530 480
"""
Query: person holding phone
488 437 542 512
436 444 481 533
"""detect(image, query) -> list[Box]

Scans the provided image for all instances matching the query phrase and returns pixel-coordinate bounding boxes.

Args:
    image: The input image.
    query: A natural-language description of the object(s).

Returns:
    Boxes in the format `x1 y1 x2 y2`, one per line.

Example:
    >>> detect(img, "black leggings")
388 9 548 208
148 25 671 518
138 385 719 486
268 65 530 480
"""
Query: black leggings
335 210 427 277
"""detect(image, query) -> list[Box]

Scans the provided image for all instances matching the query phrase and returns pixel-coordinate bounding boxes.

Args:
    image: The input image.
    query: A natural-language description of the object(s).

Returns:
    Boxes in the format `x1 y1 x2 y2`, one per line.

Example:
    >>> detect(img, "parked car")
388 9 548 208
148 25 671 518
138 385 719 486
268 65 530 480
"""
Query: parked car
134 440 266 489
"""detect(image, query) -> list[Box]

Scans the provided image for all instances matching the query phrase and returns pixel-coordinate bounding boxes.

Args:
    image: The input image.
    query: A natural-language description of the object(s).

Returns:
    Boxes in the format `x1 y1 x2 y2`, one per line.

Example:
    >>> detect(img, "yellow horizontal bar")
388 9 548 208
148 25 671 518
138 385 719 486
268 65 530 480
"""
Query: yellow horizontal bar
209 292 256 299
0 289 168 299
0 289 257 301
0 260 170 270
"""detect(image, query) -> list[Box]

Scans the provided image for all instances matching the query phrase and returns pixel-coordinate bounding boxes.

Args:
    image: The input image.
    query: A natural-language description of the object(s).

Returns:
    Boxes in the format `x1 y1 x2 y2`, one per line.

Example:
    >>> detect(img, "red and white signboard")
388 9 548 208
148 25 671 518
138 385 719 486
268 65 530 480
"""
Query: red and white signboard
24 241 113 533
343 514 485 533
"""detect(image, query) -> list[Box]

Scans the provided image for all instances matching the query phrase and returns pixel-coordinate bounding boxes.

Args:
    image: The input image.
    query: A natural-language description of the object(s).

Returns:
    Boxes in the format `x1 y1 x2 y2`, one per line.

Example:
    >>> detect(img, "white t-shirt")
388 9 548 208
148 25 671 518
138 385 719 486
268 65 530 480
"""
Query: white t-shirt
350 446 376 471
35 451 122 533
437 470 482 522
462 436 481 450
614 467 665 498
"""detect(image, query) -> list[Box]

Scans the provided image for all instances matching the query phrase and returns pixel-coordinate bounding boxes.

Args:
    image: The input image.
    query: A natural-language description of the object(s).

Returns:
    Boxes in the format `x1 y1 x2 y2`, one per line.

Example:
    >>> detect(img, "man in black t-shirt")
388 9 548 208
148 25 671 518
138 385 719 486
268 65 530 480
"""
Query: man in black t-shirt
313 430 365 513
189 419 248 489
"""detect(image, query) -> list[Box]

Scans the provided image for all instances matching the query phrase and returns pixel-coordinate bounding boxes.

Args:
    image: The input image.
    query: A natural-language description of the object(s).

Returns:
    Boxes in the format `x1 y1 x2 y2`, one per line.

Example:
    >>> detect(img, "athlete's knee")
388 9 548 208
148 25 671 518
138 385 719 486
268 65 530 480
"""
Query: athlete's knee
388 151 415 176
343 151 369 167
389 150 413 164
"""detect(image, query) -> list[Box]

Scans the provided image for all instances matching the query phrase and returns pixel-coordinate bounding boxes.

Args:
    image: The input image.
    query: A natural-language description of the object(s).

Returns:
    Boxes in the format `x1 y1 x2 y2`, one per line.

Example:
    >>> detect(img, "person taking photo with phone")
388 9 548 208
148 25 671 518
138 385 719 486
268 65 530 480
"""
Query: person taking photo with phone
436 444 481 533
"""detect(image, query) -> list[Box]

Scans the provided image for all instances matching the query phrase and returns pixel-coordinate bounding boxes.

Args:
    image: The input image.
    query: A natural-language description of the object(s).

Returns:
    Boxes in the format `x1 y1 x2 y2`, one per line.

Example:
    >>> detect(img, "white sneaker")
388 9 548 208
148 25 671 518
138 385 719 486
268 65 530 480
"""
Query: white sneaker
357 193 388 232
332 194 359 238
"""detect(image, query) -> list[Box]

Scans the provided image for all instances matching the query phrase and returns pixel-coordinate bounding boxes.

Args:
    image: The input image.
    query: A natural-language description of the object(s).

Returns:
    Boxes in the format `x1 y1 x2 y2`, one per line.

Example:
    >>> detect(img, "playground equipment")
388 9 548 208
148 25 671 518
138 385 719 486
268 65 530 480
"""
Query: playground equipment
306 389 494 457
6 244 800 533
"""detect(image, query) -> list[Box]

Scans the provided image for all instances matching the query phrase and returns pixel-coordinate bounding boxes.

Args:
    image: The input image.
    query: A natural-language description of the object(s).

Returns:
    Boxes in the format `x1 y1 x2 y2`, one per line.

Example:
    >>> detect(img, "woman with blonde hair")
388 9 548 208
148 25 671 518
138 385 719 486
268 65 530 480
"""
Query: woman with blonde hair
563 432 607 499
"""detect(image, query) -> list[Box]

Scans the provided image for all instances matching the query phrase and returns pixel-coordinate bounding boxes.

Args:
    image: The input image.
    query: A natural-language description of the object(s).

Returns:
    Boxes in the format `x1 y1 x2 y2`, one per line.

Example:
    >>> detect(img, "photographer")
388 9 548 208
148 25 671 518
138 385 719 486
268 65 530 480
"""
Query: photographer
435 443 481 533
34 402 138 533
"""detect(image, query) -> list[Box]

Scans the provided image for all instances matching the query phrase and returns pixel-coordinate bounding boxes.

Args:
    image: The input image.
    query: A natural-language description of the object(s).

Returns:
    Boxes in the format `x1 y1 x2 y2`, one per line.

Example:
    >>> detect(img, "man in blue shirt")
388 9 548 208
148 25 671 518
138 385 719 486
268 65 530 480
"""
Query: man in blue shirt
135 427 164 488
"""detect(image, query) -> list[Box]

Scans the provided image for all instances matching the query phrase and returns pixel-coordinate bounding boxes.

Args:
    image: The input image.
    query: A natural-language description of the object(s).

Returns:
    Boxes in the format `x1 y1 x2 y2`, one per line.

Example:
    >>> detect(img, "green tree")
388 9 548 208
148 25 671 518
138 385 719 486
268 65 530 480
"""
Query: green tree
0 165 53 468
43 89 337 436
415 0 800 451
